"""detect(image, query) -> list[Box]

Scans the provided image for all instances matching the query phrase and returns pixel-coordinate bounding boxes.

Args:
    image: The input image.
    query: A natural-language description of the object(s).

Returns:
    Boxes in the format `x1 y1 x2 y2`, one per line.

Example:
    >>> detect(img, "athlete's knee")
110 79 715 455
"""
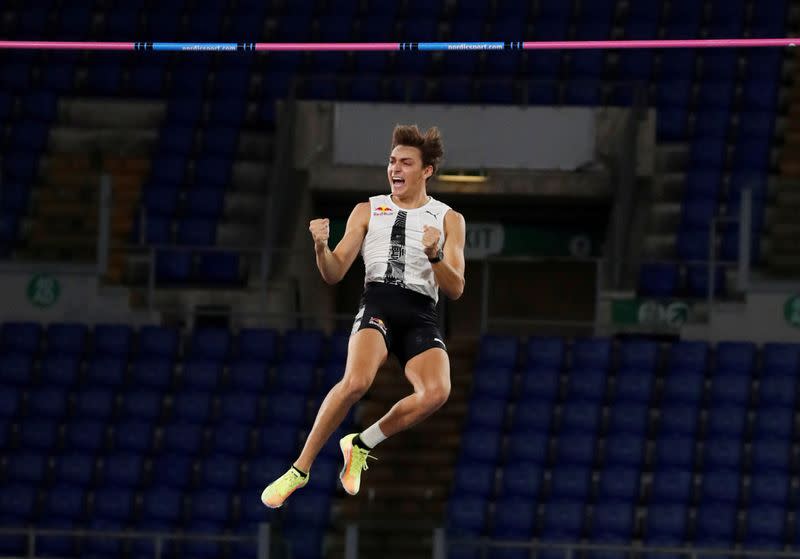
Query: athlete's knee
338 374 371 401
420 381 450 412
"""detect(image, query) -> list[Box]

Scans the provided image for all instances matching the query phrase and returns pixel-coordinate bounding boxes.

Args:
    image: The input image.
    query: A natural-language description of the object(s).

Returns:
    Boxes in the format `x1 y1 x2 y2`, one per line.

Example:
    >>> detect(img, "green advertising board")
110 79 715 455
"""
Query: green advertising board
785 294 800 328
612 299 691 330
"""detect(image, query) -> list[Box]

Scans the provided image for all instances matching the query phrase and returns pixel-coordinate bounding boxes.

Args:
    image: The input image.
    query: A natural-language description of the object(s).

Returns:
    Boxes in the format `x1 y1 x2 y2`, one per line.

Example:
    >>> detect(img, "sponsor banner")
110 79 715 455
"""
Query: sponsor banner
612 299 692 330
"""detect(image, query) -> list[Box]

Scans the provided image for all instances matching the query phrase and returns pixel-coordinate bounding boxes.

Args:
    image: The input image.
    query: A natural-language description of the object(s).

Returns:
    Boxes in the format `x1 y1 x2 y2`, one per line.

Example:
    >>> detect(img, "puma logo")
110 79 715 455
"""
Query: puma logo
425 211 439 219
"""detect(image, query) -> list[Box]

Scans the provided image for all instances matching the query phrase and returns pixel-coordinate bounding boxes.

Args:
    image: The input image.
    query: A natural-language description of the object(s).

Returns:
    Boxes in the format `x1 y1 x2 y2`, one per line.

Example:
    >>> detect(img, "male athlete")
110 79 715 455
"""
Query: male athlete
262 124 466 507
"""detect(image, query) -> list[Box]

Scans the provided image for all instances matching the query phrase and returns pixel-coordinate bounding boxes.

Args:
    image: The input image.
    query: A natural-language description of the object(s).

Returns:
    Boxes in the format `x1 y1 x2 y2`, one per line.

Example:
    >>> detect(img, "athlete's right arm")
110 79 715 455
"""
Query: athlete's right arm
309 202 370 285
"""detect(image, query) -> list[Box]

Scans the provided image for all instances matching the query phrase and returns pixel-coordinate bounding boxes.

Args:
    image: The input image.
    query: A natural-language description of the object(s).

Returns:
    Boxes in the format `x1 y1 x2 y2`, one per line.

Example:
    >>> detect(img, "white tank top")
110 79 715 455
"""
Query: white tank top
362 194 451 303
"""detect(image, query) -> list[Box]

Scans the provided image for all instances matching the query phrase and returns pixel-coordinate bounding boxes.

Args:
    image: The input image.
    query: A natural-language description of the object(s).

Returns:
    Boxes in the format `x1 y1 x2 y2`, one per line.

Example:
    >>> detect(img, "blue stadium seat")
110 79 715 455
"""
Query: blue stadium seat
511 397 553 432
605 433 645 467
749 472 790 505
160 123 197 153
460 428 502 464
477 335 518 369
708 404 747 437
519 367 559 401
686 264 726 298
101 453 142 488
759 373 796 407
560 399 600 432
704 438 743 470
654 434 695 468
745 505 785 546
614 367 654 402
701 468 740 503
506 430 549 463
162 421 204 454
715 342 756 373
592 502 634 540
569 368 608 402
138 325 179 358
28 387 67 419
541 500 585 541
446 495 487 536
452 461 495 498
65 419 106 452
499 462 542 499
695 502 738 540
142 486 183 522
39 355 79 386
651 468 693 504
754 407 794 440
472 367 514 401
751 439 790 472
526 337 565 368
466 397 507 430
264 391 307 427
75 388 116 419
200 453 241 489
709 372 750 405
0 483 37 523
685 169 722 200
190 488 230 524
185 188 225 218
0 389 20 419
681 198 717 229
46 323 87 356
219 391 260 424
121 390 163 420
151 453 194 489
597 466 640 501
762 343 800 376
492 496 536 540
282 330 324 364
572 338 611 369
194 156 232 189
87 354 127 387
112 419 153 452
557 431 597 466
273 362 316 394
645 504 687 540
663 370 705 403
172 391 212 423
1 322 41 354
20 419 59 449
228 359 268 392
141 185 180 217
55 452 95 486
182 359 222 391
667 341 708 372
550 466 591 499
608 402 649 435
0 353 32 385
237 328 278 362
177 217 216 245
131 356 174 390
6 452 47 484
91 486 134 521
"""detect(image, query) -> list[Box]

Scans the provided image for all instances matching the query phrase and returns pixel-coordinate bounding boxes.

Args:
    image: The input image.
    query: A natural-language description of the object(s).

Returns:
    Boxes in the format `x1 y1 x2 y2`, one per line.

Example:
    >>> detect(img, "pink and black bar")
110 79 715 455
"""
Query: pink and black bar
0 38 796 52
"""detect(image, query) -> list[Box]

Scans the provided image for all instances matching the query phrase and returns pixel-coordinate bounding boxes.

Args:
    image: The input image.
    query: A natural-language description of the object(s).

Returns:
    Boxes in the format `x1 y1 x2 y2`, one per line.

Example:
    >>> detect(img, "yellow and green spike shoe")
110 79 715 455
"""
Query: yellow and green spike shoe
261 467 309 508
339 433 376 496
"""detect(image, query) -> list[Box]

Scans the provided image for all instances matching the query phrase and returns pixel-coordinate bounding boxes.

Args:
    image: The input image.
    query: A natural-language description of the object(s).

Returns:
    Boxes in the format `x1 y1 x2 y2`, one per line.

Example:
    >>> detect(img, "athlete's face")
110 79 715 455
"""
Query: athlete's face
387 145 432 199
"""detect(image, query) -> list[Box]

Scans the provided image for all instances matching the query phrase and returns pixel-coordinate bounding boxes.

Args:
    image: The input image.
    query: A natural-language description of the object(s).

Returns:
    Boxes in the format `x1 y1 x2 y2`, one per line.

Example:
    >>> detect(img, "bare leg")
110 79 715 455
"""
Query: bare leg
293 329 388 472
372 348 451 438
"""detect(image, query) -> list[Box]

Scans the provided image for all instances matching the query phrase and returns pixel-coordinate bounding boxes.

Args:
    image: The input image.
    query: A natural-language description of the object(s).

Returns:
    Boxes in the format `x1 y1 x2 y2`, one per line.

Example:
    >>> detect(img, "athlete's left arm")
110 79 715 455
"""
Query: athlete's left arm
431 210 466 300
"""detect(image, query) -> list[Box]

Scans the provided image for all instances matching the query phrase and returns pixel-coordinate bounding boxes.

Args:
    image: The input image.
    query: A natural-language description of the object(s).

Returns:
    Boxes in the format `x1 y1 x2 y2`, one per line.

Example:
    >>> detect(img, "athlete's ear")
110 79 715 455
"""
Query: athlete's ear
423 166 433 179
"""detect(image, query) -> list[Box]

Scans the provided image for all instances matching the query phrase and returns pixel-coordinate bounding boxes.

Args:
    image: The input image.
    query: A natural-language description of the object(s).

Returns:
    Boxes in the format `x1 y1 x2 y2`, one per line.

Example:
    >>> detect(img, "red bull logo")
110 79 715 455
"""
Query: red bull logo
373 205 393 216
368 316 387 335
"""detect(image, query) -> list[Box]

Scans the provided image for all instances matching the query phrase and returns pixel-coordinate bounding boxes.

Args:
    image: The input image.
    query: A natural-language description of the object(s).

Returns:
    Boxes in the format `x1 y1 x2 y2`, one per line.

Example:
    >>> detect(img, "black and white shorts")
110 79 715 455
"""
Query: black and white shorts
351 282 446 366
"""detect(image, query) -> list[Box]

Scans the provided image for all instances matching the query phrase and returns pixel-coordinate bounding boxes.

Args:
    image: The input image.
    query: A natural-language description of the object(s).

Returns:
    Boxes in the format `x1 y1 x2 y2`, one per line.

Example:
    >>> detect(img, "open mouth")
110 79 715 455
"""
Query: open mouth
391 177 405 187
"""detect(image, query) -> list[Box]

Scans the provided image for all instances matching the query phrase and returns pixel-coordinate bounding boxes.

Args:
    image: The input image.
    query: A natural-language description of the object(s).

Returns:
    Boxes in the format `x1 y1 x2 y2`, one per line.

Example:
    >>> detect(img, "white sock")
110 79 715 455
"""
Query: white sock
359 422 387 449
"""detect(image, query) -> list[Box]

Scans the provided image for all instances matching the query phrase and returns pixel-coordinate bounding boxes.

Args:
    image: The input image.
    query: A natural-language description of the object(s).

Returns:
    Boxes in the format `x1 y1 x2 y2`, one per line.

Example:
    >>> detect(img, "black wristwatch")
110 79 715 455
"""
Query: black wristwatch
428 249 444 263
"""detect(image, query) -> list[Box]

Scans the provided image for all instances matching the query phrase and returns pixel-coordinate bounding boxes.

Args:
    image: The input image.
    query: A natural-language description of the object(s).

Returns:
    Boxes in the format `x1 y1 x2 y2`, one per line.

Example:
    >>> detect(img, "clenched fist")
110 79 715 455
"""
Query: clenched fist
422 225 442 258
309 218 330 248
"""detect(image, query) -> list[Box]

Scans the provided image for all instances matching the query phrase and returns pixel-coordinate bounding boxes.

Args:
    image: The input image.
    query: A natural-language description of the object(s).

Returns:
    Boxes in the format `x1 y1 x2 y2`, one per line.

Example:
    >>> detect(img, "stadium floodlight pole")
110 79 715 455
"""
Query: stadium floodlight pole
0 38 796 51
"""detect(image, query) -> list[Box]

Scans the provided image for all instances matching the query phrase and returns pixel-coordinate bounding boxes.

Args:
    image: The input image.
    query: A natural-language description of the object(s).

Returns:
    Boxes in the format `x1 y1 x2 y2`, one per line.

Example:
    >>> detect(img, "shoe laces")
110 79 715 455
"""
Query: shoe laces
274 469 305 493
351 445 377 472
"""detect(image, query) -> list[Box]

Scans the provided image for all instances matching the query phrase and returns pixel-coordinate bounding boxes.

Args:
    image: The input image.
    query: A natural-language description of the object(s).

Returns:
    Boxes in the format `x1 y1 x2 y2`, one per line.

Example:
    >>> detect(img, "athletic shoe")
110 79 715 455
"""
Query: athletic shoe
339 433 375 495
261 467 308 508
